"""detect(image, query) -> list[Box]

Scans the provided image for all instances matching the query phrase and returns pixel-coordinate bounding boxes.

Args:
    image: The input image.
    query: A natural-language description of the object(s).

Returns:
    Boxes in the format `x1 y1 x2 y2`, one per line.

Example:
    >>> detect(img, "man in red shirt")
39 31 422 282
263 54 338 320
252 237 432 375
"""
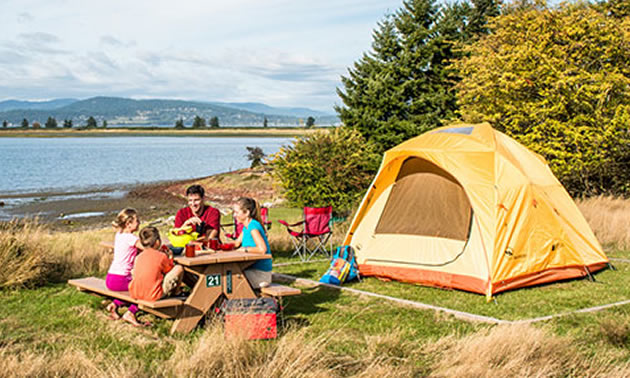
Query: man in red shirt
174 185 220 240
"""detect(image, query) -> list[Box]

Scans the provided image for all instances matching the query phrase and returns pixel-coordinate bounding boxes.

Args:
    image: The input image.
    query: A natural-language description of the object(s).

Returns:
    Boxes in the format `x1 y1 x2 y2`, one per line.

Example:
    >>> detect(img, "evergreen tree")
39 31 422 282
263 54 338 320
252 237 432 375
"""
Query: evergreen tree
102 120 107 128
86 116 97 128
63 119 73 128
336 0 498 152
2 120 7 128
336 16 402 152
192 115 206 128
464 0 501 38
21 118 28 128
45 117 58 129
306 116 315 128
209 116 220 128
175 118 185 129
263 117 268 128
246 146 266 168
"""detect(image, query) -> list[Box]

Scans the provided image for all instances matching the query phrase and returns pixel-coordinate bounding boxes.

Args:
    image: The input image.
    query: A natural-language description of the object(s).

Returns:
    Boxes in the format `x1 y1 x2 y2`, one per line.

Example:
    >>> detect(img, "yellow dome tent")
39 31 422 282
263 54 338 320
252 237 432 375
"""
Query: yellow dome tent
343 123 608 298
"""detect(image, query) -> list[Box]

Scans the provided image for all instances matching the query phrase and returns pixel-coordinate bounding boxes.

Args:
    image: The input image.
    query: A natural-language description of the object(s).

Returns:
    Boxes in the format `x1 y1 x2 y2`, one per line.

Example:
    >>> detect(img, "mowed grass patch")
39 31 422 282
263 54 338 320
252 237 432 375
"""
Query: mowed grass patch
274 258 630 321
0 284 178 368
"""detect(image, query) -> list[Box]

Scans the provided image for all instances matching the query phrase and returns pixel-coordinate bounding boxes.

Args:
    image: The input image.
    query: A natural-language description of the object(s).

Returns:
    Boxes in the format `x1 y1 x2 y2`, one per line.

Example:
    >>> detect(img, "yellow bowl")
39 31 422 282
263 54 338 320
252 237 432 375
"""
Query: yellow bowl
169 230 199 247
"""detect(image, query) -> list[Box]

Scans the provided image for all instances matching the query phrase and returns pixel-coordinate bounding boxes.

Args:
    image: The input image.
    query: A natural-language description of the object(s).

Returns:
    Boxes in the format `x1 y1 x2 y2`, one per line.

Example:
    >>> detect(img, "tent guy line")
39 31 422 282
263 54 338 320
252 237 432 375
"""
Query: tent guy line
273 265 630 325
272 273 508 324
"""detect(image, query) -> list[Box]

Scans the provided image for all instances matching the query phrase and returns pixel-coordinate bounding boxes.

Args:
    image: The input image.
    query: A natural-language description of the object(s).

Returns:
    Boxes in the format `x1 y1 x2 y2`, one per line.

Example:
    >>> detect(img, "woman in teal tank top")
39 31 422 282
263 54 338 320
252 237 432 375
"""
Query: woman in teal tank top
233 197 272 288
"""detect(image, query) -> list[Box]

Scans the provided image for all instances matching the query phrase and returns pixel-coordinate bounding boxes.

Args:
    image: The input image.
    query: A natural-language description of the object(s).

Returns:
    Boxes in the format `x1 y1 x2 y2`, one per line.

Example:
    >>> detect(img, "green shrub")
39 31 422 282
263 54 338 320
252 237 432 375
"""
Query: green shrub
270 128 380 212
455 2 630 196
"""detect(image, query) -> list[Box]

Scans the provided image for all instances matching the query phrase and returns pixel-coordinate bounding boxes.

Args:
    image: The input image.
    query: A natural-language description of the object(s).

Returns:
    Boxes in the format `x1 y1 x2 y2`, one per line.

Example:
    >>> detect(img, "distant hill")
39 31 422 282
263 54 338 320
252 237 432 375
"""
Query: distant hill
211 102 334 118
0 98 78 112
0 97 339 127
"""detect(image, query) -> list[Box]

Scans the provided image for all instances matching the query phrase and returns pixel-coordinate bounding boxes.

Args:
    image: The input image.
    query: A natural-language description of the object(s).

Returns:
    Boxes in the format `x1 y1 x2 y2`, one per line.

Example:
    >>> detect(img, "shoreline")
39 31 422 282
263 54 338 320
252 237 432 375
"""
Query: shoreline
0 180 187 231
0 127 321 138
0 166 277 231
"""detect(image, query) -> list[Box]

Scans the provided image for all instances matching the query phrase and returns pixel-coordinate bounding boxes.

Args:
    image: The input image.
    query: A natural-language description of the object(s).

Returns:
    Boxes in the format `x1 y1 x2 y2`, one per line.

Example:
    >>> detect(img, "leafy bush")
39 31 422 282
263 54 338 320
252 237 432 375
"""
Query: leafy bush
270 128 380 212
455 2 630 196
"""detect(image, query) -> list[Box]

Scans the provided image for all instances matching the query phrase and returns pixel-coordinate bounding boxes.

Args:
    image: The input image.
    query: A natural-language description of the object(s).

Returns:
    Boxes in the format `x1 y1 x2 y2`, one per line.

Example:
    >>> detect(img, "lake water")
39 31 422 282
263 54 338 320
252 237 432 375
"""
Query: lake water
0 136 291 210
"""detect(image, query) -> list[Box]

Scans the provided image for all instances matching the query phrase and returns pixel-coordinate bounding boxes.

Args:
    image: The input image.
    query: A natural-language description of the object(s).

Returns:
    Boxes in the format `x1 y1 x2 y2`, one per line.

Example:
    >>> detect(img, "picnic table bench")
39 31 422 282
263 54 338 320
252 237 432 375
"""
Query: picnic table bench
261 283 301 297
68 277 184 319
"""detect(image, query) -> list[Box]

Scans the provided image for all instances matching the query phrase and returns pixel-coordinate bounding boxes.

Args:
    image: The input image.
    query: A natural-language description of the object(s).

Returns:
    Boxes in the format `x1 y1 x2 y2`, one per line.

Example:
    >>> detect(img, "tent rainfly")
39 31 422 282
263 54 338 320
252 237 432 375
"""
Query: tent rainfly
343 123 608 299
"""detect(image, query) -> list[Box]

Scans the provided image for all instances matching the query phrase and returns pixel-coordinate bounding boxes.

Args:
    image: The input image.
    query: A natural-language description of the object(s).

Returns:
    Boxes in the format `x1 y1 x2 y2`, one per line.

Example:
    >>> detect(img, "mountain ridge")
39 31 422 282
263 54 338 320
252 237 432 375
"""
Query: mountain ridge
0 97 338 126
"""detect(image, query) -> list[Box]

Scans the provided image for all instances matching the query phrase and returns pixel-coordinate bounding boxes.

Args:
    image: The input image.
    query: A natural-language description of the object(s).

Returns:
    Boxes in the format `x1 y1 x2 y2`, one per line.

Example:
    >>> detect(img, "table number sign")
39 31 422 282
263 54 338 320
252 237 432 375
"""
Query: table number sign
205 274 221 287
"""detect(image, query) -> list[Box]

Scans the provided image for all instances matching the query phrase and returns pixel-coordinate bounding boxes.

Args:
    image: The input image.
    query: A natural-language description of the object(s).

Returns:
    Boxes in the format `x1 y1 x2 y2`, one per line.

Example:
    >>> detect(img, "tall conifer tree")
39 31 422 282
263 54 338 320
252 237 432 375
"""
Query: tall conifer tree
336 0 498 152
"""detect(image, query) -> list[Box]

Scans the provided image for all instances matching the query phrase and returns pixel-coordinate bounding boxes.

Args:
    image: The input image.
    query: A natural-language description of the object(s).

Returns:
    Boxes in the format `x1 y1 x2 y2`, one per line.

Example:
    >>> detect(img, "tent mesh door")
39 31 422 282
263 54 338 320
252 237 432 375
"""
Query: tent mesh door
374 158 472 241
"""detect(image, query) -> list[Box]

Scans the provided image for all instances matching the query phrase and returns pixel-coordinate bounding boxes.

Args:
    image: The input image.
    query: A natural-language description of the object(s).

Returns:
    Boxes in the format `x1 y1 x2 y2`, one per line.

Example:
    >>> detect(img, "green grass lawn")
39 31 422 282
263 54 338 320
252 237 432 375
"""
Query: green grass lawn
1 239 629 373
225 206 630 323
3 203 629 373
0 281 482 373
152 205 630 323
273 251 630 322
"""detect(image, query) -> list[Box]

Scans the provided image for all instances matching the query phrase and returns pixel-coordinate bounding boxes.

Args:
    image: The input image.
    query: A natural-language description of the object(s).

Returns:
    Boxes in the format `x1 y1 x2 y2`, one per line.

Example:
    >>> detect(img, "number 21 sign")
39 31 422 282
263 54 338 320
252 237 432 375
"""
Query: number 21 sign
205 274 221 287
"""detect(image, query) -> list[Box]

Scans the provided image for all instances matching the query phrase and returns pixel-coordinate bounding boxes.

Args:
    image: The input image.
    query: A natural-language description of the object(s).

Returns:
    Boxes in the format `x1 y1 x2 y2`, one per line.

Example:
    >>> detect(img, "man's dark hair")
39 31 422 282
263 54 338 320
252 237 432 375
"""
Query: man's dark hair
139 226 161 248
186 185 205 197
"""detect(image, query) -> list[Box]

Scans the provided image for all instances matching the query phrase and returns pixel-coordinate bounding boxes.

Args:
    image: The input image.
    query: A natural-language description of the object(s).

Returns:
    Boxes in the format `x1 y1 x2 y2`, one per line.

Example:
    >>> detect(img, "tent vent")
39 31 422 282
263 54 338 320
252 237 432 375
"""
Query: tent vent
434 126 473 135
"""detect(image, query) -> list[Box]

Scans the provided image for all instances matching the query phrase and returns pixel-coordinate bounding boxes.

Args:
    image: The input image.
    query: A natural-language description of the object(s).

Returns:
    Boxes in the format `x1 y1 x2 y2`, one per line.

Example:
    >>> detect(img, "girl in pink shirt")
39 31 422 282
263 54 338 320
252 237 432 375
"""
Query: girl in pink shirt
105 208 146 326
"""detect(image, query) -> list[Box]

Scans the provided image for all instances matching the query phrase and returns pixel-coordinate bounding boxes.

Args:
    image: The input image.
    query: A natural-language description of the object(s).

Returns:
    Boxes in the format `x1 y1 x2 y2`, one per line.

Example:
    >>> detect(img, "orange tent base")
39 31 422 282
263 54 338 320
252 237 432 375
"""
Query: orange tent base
359 262 609 296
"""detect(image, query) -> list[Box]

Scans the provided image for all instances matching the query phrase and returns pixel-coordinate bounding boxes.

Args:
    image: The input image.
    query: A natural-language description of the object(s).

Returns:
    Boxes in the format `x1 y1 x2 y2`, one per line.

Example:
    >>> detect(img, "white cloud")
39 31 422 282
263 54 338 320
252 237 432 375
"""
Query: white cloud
0 0 402 112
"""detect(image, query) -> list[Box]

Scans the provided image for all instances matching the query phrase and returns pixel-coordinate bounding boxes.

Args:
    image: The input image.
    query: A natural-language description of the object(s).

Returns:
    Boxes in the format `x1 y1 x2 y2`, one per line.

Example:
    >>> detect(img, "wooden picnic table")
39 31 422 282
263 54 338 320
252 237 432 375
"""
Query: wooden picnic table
170 250 271 334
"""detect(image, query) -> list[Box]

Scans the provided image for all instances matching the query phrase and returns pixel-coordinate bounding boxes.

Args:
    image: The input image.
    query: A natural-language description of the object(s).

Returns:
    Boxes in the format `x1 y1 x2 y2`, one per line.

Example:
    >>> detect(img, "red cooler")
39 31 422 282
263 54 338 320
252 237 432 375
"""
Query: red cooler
221 298 278 340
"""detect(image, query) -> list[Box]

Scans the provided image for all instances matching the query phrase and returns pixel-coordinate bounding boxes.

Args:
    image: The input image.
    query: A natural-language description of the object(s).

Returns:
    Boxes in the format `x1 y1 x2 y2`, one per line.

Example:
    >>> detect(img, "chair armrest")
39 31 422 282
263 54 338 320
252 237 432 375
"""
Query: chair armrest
278 220 304 228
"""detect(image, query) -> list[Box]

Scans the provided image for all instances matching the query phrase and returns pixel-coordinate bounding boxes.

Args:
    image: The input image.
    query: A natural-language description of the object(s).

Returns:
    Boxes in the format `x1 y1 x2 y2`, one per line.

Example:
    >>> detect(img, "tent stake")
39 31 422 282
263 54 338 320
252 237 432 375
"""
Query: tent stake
584 267 596 282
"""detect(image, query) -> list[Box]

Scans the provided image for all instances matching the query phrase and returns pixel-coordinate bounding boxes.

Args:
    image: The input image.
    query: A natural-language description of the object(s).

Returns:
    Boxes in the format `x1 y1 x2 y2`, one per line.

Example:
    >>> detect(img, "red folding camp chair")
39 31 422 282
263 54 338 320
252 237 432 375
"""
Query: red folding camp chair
260 206 272 231
278 206 333 261
222 206 271 240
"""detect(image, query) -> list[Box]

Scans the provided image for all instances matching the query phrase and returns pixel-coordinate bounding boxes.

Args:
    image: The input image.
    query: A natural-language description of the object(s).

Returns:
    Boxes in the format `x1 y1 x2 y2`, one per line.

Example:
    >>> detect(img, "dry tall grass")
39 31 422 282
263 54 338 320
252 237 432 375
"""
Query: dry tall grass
427 323 630 377
0 320 418 377
5 319 630 377
0 219 111 288
165 321 418 377
0 346 145 378
577 196 630 250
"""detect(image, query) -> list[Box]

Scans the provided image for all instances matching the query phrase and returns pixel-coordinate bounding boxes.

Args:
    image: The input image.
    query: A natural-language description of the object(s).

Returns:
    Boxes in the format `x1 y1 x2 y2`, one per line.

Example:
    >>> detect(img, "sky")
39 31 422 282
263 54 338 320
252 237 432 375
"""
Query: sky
0 0 404 113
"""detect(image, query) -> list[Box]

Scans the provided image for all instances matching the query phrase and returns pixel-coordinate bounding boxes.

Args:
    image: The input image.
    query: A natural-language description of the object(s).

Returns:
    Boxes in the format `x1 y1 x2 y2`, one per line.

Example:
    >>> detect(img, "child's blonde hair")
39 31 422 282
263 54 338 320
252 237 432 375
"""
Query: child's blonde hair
112 208 138 230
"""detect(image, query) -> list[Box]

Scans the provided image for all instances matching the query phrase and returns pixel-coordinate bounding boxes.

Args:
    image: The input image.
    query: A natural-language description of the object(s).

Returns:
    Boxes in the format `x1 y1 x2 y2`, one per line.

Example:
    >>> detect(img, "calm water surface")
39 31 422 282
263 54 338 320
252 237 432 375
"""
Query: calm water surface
0 136 290 195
